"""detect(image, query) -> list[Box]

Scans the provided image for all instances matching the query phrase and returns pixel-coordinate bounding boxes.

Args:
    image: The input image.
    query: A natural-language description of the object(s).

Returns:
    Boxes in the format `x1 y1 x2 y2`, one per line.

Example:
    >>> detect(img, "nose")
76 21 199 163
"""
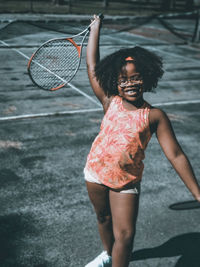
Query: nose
126 79 134 85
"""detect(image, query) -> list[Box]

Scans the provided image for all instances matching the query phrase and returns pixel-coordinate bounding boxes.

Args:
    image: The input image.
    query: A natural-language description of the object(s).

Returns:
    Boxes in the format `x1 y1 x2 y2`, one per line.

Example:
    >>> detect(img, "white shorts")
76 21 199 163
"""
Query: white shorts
84 168 140 194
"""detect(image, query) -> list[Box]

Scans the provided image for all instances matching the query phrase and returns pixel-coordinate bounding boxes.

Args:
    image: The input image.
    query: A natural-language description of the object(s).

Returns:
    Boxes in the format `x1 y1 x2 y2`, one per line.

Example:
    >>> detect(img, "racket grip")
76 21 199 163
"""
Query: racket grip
98 13 104 20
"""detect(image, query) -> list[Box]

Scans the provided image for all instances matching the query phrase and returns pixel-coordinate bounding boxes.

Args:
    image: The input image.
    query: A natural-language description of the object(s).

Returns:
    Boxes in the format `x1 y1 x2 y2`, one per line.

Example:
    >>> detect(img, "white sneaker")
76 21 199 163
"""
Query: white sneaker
85 251 112 267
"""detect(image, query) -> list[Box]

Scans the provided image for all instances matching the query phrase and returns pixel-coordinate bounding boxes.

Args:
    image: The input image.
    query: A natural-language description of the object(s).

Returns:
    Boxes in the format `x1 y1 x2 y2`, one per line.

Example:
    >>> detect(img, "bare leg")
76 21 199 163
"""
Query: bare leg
86 181 114 255
109 190 139 267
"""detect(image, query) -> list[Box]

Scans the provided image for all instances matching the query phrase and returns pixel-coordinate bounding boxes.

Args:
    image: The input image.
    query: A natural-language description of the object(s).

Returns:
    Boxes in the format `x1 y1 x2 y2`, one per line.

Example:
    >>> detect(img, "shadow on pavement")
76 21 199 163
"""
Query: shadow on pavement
131 232 200 267
0 213 49 267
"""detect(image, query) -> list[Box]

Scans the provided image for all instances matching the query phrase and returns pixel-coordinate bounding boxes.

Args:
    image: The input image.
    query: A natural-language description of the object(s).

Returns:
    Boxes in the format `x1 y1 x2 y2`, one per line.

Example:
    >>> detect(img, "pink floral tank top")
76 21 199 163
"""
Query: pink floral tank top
84 95 152 189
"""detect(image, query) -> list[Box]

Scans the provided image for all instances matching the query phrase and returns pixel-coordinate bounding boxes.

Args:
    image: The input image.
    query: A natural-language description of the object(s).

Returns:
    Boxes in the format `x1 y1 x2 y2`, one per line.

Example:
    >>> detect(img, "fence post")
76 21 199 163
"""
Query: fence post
192 9 200 42
30 0 33 12
103 0 109 8
68 0 72 13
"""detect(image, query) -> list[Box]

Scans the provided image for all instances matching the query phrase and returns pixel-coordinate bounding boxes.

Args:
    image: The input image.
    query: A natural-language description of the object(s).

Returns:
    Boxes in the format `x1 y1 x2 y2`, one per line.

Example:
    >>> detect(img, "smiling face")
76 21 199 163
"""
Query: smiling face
118 62 144 104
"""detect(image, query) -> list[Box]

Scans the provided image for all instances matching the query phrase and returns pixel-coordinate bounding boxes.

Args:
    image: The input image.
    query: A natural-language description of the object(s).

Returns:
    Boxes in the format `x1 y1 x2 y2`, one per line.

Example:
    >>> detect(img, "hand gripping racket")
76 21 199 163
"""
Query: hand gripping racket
27 14 104 91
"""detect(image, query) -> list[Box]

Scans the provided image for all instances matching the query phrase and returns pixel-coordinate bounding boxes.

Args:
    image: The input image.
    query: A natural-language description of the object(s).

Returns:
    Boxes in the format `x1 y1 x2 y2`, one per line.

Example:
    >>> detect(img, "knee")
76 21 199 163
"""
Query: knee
96 211 112 225
114 229 136 247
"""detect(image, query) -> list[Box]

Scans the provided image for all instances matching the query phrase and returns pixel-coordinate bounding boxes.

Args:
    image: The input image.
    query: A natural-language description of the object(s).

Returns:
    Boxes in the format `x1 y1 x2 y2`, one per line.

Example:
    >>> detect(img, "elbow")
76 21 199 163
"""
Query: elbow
168 149 185 164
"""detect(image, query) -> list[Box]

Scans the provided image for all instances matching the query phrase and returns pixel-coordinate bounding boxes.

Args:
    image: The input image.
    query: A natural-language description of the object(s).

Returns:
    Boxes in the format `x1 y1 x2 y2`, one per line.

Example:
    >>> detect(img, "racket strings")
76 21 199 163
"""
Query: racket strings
29 39 81 90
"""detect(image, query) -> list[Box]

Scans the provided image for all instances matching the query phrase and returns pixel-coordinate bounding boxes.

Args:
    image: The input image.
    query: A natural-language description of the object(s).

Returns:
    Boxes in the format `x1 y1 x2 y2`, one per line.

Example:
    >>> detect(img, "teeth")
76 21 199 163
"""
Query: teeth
126 90 137 95
127 91 134 95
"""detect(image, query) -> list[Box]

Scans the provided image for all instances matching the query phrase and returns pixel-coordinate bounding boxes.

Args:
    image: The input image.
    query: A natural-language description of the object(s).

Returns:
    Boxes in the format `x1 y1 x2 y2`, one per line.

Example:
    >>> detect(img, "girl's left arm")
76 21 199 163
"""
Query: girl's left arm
151 108 200 202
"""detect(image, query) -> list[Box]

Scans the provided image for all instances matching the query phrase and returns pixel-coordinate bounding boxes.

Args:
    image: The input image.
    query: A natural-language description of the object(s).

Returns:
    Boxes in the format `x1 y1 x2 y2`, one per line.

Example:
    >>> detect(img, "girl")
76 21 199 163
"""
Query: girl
84 15 200 267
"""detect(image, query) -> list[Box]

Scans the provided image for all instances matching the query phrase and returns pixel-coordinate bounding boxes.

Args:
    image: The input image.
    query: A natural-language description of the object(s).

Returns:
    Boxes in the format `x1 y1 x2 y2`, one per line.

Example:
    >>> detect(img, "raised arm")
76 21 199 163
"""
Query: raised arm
151 108 200 202
87 15 109 108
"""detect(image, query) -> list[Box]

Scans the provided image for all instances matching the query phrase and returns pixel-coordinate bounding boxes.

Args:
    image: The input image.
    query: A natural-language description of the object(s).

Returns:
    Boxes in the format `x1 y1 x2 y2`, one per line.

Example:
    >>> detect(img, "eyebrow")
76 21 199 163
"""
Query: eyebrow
119 73 141 78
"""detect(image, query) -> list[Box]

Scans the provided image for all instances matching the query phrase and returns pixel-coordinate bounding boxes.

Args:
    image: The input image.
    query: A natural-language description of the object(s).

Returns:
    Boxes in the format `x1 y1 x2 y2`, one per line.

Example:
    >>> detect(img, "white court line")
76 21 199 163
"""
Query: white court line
0 99 200 121
0 108 102 121
0 39 102 108
2 17 199 63
105 31 200 64
150 46 200 64
153 99 200 106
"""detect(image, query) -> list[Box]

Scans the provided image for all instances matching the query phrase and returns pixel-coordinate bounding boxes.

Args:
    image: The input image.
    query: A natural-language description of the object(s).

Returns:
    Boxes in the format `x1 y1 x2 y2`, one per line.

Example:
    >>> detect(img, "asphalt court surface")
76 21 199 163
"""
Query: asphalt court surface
0 14 200 267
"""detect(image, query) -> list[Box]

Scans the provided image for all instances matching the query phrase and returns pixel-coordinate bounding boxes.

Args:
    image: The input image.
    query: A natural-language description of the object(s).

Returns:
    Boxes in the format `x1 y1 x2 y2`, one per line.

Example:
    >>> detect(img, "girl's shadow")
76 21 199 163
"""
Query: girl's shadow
131 232 200 267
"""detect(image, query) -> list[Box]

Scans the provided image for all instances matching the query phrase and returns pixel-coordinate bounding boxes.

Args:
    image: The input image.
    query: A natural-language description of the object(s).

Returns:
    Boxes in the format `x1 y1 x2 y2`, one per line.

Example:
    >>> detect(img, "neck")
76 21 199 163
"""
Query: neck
123 96 145 108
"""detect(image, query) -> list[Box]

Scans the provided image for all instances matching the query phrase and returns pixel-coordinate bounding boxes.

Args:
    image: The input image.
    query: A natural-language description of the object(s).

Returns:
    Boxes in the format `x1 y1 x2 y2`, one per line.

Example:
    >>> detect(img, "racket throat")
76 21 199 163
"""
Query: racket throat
67 38 81 58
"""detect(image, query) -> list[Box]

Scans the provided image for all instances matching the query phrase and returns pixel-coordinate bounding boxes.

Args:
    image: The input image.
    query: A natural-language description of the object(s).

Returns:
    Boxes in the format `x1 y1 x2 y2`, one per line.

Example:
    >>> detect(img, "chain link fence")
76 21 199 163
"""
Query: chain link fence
0 0 200 14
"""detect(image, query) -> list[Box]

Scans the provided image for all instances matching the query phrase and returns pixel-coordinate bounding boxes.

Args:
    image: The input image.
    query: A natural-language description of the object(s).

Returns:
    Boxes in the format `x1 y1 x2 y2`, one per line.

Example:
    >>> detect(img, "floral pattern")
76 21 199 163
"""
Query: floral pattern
84 96 152 189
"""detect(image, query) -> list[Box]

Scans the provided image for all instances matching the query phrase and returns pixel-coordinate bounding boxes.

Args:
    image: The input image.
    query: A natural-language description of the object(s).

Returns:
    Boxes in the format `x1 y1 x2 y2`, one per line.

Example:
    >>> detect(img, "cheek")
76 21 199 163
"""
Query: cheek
118 86 123 95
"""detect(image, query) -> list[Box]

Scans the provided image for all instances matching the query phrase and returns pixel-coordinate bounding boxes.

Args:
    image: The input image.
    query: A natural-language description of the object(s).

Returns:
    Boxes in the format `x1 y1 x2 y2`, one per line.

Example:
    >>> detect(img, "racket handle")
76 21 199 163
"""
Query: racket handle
98 13 104 20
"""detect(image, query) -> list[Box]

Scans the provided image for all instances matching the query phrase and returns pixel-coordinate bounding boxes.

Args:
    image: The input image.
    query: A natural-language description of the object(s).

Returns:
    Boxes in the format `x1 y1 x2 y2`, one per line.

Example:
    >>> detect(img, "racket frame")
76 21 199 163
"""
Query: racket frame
27 15 103 91
27 29 89 91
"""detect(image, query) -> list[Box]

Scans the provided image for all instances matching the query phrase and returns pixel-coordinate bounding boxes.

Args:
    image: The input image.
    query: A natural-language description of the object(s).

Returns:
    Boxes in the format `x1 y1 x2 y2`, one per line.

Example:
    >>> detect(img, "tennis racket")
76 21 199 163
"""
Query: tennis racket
169 200 200 210
27 14 104 91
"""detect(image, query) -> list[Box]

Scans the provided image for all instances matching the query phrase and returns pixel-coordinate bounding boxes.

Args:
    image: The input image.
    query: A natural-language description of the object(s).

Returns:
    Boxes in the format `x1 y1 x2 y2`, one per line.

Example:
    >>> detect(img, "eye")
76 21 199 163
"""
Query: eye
130 76 140 82
118 79 126 84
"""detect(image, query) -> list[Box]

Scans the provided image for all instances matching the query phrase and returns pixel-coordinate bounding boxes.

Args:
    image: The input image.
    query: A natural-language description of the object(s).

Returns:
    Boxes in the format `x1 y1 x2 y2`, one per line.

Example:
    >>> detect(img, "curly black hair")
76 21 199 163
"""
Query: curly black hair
95 46 164 97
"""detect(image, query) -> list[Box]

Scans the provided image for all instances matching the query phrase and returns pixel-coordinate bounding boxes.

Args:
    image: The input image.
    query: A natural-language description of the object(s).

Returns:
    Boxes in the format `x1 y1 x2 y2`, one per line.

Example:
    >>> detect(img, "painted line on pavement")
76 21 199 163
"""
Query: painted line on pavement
1 99 200 121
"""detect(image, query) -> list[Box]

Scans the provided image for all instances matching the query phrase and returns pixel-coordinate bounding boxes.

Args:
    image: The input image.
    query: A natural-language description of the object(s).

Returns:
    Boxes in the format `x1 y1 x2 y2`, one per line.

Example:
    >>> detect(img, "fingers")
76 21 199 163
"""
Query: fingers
196 195 200 202
90 14 102 30
93 14 100 18
93 14 101 22
90 14 98 22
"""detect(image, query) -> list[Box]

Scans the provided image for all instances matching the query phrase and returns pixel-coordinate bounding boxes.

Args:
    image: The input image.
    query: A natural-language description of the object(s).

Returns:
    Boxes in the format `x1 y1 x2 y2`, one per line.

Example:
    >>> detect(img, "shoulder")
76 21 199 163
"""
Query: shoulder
142 101 167 122
148 106 170 134
149 106 167 120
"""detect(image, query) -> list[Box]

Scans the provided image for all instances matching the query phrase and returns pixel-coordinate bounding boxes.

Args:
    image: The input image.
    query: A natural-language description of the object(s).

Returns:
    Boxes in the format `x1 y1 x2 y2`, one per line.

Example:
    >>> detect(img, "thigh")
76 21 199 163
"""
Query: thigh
109 190 139 235
86 181 111 217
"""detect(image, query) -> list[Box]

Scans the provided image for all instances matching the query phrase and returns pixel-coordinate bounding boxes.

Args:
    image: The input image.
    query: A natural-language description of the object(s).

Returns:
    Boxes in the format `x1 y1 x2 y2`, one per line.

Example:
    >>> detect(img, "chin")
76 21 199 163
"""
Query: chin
123 94 142 102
